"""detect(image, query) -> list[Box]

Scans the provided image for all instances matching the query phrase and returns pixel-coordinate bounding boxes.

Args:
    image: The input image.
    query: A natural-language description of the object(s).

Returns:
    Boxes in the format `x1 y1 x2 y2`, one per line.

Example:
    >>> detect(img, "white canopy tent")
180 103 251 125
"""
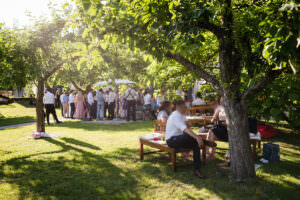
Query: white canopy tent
94 81 108 86
115 79 136 84
94 79 136 86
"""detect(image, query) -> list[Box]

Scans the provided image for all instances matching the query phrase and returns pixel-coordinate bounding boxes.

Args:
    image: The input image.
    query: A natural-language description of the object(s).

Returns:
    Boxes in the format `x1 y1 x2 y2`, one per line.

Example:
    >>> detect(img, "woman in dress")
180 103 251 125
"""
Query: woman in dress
207 97 228 160
75 91 85 119
55 89 61 108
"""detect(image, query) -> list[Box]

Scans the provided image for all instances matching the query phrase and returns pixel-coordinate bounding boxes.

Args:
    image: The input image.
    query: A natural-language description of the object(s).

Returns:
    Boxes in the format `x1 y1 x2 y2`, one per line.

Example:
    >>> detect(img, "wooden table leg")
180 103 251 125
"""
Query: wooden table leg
171 152 176 172
140 142 144 160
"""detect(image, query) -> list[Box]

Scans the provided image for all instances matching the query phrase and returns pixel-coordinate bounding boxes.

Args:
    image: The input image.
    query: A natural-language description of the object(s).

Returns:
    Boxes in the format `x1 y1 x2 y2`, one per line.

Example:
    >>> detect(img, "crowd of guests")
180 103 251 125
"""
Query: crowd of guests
46 85 228 178
52 85 167 121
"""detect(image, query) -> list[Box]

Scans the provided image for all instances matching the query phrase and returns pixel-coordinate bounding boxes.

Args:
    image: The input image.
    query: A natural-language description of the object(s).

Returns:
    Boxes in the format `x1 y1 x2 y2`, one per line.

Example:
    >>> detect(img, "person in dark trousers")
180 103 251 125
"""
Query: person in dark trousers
87 89 94 120
69 90 75 119
165 100 215 179
43 88 62 125
108 88 116 120
124 85 138 121
55 90 61 108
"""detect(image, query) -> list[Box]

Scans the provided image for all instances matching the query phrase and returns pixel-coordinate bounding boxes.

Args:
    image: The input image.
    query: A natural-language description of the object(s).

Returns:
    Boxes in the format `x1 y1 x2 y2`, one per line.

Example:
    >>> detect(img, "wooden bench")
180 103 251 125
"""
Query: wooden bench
139 120 206 171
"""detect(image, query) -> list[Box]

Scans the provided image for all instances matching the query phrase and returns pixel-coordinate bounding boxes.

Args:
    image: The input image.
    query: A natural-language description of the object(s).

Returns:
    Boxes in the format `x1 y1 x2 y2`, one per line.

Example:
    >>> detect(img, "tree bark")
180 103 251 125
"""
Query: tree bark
224 97 255 181
36 79 45 132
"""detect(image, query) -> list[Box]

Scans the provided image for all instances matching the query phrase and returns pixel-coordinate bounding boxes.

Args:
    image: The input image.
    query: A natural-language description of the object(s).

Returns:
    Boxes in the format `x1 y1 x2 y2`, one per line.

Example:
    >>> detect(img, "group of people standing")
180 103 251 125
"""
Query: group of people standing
53 85 167 122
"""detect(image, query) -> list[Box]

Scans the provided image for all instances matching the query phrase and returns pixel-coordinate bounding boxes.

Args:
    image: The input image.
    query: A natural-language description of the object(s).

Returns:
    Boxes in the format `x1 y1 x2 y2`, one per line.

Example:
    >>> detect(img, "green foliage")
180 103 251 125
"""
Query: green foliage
0 25 32 89
249 74 300 128
73 0 299 129
197 84 220 102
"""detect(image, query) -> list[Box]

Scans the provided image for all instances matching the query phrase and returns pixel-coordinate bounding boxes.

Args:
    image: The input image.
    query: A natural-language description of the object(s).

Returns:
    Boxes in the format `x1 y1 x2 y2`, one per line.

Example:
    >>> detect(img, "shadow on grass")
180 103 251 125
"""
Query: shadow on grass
0 116 35 127
0 138 140 200
108 147 300 200
1 127 299 199
60 137 101 150
52 120 154 132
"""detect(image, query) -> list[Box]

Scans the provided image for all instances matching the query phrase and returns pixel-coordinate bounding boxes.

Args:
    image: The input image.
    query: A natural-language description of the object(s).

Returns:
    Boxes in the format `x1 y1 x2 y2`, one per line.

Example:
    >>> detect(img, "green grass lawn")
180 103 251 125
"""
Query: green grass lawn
0 121 299 200
0 102 62 127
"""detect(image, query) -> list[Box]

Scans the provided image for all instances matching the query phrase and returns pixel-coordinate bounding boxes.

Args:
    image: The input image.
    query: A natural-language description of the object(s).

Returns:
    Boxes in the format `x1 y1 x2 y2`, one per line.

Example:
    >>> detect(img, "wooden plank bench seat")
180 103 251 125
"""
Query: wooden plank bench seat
139 120 206 172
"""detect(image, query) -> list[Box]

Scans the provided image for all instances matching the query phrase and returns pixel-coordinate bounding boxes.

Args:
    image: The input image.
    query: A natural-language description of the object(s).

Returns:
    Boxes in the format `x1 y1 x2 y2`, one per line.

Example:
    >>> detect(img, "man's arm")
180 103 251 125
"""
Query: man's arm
184 128 204 148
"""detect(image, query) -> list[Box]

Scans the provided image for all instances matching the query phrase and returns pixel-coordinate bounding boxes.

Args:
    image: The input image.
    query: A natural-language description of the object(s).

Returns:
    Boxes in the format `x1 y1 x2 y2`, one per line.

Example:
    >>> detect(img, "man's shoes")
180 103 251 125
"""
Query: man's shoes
56 121 62 124
193 170 207 179
203 140 217 147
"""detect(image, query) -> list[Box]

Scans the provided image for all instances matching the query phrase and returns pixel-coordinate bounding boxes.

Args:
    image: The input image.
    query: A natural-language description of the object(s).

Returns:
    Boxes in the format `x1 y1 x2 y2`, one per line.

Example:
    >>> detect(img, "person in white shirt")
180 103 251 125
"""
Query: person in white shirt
143 90 152 108
43 88 61 125
69 90 75 119
60 92 65 116
107 88 116 120
157 101 172 123
87 89 94 120
124 85 138 121
166 100 215 178
192 92 207 106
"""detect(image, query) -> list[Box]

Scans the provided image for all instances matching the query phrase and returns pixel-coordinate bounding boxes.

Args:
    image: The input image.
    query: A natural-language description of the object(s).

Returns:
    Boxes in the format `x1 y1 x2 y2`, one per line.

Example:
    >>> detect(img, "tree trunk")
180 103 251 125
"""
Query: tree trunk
224 96 255 181
36 79 45 132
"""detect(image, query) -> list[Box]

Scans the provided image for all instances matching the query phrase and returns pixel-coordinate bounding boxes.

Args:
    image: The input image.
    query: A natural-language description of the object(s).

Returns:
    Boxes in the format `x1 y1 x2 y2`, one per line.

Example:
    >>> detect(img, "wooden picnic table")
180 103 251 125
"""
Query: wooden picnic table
186 115 213 126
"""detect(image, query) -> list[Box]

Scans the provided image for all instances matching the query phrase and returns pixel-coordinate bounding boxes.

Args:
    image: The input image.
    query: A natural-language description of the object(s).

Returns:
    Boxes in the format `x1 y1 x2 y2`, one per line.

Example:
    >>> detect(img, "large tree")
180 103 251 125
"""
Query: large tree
75 0 299 181
0 25 32 90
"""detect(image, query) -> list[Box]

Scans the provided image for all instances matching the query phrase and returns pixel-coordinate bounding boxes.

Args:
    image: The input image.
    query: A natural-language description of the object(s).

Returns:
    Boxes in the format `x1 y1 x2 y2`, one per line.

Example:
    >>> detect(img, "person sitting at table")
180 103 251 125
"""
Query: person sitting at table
157 101 172 122
206 97 228 161
166 100 211 178
192 92 206 106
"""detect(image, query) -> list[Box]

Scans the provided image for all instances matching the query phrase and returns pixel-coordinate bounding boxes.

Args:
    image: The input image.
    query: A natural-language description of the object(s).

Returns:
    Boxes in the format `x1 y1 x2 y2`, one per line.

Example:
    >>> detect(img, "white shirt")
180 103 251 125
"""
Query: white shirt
60 94 65 103
144 93 151 105
69 94 74 103
165 111 188 140
192 98 206 106
43 92 55 105
125 88 137 100
104 94 109 103
108 91 116 103
157 110 168 121
87 92 94 105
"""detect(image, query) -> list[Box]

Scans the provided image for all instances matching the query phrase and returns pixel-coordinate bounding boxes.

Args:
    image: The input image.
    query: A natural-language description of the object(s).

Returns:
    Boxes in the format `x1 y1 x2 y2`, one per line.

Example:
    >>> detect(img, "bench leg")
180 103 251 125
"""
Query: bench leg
171 152 176 172
140 142 144 160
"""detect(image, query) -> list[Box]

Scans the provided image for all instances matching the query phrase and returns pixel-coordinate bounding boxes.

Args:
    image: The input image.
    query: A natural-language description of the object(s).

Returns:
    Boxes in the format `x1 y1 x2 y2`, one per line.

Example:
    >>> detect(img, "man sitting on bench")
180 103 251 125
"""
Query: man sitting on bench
165 100 208 179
